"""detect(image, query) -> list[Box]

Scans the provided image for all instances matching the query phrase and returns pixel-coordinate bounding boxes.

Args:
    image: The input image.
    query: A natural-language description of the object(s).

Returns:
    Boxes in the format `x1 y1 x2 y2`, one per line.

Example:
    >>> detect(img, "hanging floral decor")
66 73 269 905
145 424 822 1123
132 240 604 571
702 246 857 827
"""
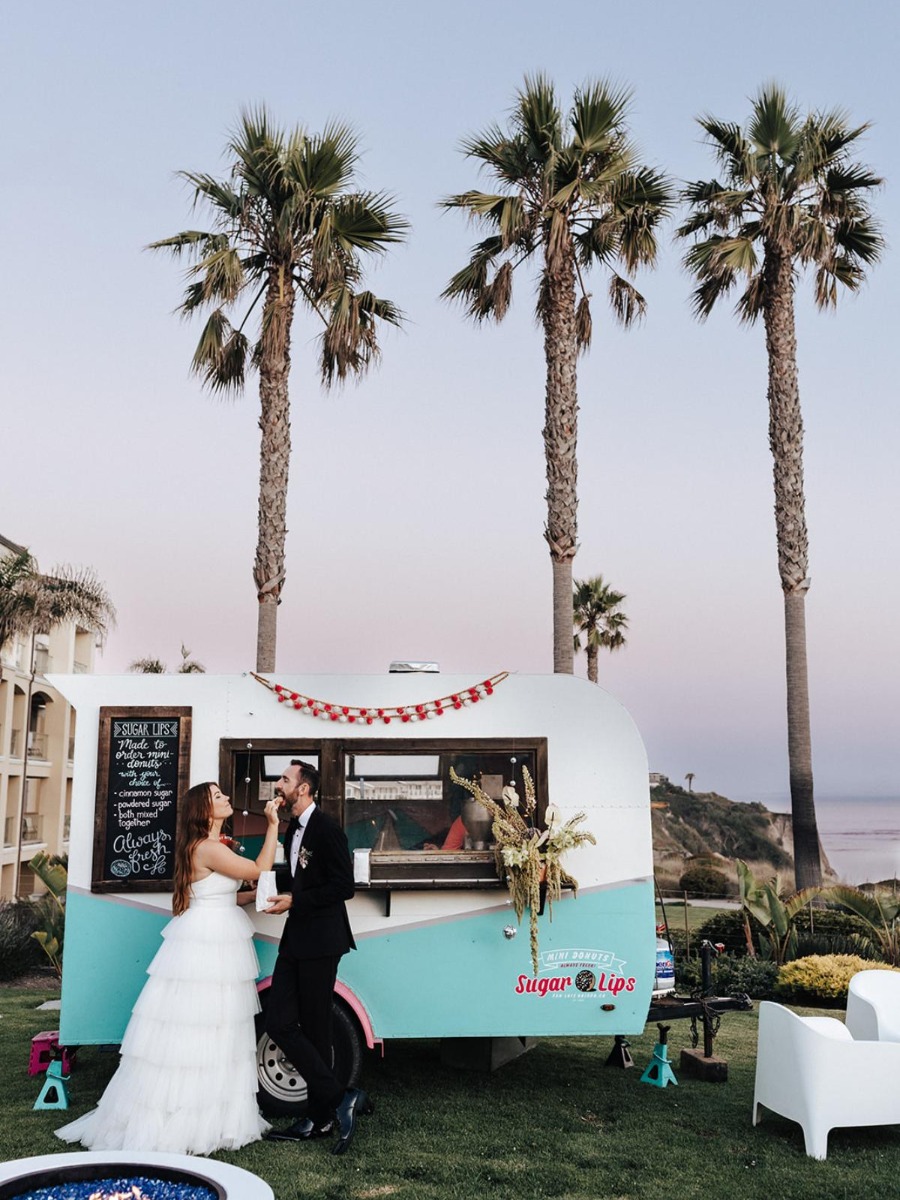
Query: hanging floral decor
449 766 595 975
250 670 509 724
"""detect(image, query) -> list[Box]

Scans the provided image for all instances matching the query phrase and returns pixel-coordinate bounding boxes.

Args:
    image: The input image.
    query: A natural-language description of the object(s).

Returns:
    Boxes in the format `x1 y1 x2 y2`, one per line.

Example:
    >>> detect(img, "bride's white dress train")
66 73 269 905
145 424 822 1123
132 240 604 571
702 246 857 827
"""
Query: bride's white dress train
56 871 269 1154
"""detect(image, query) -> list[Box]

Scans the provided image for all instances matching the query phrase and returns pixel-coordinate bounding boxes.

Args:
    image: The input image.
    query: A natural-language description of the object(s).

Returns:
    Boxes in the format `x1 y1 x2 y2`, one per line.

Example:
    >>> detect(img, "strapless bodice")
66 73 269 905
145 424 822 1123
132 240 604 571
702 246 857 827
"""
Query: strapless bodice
189 871 240 908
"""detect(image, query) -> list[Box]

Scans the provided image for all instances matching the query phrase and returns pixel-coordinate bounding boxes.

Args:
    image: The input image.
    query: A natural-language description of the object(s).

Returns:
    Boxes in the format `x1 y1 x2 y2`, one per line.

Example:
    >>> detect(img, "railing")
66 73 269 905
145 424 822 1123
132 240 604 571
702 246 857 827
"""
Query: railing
28 732 49 760
33 647 51 674
3 817 15 848
63 814 71 841
21 814 43 845
73 660 90 674
10 728 22 758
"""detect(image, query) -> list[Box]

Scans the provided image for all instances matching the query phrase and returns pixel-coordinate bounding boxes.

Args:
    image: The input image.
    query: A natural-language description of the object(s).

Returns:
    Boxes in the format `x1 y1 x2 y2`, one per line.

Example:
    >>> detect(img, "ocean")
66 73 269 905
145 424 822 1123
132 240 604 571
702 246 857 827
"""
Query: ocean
743 795 899 885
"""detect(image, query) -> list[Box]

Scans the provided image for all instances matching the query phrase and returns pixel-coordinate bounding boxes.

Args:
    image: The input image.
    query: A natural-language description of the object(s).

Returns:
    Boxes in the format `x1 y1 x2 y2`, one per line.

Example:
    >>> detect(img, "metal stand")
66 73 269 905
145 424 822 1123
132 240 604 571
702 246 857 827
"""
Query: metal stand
641 1024 678 1088
605 1034 635 1069
34 1059 70 1110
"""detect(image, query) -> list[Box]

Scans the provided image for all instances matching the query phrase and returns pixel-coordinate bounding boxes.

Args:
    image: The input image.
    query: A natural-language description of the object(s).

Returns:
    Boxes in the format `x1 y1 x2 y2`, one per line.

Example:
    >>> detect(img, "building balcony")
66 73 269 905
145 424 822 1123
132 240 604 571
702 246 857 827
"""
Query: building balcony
21 814 44 845
28 732 49 760
10 728 22 757
33 647 51 675
73 660 90 674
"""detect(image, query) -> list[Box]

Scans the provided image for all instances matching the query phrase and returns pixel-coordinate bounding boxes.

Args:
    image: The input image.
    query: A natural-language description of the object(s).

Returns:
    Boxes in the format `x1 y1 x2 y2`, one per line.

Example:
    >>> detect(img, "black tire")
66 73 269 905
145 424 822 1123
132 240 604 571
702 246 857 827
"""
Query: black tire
255 998 363 1118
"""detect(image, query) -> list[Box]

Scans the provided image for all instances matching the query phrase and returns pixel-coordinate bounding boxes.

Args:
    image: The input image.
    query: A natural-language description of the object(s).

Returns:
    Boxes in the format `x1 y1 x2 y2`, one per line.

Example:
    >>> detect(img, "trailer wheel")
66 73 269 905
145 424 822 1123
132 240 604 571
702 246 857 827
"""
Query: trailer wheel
255 999 362 1117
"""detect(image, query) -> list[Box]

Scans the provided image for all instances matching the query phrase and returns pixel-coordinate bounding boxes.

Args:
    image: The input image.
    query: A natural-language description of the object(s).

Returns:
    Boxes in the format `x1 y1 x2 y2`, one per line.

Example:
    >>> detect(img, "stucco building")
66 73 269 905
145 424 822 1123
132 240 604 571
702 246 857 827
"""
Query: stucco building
0 533 97 899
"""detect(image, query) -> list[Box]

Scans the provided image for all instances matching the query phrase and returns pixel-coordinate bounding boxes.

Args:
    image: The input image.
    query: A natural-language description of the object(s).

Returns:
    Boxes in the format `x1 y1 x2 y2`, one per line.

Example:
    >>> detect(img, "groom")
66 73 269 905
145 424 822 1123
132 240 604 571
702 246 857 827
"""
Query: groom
263 760 372 1154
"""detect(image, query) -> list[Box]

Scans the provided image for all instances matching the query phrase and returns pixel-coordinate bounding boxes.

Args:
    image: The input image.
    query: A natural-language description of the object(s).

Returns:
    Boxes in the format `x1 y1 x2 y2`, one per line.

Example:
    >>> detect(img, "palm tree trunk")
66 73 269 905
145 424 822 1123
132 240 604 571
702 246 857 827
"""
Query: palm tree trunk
542 239 579 674
253 272 295 673
586 643 598 684
763 246 821 889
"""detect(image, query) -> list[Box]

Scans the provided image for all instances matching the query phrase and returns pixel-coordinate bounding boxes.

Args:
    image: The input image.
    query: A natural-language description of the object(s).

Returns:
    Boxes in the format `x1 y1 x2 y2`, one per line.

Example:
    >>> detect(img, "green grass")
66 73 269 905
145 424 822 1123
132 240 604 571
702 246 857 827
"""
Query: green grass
3 982 899 1199
656 902 730 938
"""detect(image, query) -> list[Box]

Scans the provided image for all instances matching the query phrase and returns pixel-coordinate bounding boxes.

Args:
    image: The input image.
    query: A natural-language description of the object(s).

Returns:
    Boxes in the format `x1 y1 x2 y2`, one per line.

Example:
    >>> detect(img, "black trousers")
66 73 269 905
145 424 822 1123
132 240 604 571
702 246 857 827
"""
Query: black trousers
265 950 344 1122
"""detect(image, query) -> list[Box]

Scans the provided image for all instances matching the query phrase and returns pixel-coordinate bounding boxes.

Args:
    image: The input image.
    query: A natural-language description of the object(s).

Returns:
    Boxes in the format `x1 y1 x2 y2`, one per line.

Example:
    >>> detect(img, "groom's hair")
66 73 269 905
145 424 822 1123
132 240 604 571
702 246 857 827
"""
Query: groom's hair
291 759 319 798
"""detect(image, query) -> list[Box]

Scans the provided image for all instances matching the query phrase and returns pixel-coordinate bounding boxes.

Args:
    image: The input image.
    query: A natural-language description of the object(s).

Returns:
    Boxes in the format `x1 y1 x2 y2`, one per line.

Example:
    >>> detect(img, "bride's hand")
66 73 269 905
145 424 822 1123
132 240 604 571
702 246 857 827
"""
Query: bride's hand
264 799 281 826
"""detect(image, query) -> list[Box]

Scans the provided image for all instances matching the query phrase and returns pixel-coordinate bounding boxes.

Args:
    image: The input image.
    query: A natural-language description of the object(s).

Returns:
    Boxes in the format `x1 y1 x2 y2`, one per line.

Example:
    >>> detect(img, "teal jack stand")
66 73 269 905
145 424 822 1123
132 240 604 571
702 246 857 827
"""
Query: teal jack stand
641 1023 678 1088
34 1059 70 1110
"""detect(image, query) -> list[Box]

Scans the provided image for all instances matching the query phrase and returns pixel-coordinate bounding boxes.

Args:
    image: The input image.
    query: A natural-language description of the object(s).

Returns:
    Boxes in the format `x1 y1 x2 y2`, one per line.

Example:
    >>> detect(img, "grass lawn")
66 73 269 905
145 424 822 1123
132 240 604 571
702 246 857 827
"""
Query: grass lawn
2 981 899 1200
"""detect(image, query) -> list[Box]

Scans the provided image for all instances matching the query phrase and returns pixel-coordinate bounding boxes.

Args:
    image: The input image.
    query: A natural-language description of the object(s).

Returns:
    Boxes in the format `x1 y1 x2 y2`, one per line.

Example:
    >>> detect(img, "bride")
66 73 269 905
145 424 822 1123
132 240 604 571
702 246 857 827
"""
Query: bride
57 781 281 1154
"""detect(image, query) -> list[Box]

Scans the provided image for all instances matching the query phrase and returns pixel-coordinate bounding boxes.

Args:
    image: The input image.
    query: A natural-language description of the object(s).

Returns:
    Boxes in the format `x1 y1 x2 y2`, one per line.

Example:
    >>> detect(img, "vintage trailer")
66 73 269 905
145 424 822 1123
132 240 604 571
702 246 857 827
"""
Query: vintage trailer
52 670 655 1112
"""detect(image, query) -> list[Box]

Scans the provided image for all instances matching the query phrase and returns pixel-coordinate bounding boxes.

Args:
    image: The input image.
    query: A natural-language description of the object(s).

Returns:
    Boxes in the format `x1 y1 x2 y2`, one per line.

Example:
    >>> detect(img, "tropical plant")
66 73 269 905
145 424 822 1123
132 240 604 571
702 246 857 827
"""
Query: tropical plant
150 109 407 672
129 645 205 674
737 858 819 964
0 548 114 654
825 885 900 966
28 851 67 977
684 773 695 792
449 766 595 975
572 575 628 683
677 85 883 889
443 76 672 673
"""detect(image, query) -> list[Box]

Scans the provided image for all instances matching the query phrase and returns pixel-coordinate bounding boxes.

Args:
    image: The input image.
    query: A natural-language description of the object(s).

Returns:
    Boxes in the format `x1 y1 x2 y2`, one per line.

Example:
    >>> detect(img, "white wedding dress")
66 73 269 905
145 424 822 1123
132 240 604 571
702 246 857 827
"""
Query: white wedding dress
56 872 269 1154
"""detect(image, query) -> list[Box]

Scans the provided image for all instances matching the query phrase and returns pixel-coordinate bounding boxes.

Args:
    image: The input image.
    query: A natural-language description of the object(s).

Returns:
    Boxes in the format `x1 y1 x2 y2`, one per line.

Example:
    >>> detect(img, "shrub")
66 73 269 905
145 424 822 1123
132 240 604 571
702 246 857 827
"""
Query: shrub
694 909 760 956
676 951 778 999
0 901 44 981
775 955 898 1005
678 864 732 898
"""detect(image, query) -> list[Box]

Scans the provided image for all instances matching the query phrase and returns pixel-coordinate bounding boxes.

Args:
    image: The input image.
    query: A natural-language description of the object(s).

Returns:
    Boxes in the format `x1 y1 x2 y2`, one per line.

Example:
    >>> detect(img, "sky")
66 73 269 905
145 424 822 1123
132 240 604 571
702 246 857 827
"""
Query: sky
2 0 898 804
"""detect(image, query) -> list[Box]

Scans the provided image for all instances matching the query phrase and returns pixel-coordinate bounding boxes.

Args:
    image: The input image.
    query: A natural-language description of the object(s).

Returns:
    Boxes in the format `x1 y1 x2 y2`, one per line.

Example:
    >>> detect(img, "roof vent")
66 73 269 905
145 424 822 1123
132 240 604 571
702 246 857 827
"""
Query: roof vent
389 660 440 673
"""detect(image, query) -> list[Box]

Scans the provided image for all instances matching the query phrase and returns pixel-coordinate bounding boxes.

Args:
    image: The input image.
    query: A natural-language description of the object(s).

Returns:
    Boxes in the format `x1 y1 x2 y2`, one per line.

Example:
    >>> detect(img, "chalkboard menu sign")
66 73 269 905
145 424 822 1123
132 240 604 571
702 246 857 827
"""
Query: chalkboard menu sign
92 707 192 893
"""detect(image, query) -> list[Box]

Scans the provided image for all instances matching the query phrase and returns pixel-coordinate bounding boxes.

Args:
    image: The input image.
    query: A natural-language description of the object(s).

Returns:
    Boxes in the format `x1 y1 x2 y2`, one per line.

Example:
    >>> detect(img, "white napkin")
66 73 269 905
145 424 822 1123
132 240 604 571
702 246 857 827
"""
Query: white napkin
255 870 277 913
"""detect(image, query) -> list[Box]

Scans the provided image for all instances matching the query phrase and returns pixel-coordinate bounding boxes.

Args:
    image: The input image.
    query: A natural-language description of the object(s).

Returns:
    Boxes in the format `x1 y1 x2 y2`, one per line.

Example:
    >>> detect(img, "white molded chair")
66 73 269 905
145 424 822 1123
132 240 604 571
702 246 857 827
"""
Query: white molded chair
753 1000 900 1159
846 969 900 1042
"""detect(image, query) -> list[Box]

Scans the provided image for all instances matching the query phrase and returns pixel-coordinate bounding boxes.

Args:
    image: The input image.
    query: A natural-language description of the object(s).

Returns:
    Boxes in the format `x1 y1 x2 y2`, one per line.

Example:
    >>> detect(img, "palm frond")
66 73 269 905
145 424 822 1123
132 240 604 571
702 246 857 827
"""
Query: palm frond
570 79 631 152
749 84 801 159
575 294 592 351
735 271 766 323
608 273 646 326
515 73 563 162
191 309 250 394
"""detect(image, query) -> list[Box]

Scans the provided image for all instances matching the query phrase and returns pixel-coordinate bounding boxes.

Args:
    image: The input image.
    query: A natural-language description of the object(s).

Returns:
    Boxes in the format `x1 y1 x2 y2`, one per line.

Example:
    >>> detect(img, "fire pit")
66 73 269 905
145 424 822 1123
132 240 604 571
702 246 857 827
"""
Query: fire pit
0 1152 273 1200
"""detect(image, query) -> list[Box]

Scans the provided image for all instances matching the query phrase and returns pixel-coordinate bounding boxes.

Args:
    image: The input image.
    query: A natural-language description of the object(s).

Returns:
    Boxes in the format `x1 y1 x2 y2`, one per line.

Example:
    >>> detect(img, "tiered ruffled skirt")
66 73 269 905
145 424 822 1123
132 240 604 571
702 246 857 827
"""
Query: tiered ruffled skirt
56 899 269 1154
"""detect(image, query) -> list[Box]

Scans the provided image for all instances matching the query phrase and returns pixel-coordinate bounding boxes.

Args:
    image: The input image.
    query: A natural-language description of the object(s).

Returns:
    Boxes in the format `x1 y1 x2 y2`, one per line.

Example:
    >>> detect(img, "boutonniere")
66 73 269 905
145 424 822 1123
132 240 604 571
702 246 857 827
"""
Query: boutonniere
298 846 313 870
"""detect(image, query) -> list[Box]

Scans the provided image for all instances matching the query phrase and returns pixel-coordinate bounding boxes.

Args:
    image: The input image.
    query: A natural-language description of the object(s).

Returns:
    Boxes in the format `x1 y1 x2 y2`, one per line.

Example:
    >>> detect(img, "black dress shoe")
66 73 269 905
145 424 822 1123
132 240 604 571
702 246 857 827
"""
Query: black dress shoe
264 1117 334 1142
332 1088 374 1155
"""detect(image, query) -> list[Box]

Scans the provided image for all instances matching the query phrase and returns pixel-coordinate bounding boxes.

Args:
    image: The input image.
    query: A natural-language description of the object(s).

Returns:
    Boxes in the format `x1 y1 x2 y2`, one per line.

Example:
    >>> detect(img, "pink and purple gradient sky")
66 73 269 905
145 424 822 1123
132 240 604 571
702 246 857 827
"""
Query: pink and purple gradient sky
3 0 898 803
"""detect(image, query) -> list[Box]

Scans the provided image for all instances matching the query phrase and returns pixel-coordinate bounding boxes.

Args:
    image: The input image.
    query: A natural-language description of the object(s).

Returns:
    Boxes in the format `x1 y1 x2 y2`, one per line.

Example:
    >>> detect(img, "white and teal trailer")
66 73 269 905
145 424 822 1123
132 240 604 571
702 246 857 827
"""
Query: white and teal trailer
53 671 654 1113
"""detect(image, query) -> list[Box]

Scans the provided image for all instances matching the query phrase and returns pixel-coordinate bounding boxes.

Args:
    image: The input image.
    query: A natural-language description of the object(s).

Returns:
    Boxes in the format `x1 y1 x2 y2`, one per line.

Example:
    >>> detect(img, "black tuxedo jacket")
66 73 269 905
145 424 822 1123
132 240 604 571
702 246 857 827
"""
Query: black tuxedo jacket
278 806 356 961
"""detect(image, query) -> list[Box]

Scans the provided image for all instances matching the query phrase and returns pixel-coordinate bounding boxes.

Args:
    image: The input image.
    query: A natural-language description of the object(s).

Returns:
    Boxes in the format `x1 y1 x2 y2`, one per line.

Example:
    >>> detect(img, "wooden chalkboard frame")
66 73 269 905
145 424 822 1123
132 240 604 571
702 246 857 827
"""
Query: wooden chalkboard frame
91 706 192 893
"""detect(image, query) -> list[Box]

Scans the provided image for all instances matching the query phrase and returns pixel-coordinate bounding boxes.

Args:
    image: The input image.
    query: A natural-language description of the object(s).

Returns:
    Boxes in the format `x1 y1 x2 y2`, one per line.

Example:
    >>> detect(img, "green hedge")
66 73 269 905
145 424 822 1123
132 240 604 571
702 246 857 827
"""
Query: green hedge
0 901 44 981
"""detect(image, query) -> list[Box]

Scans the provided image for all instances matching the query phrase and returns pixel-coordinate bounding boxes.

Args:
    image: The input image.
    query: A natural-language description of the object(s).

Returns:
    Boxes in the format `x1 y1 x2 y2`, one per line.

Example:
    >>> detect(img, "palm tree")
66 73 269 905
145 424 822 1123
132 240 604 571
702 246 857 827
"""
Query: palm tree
129 645 205 674
150 109 407 672
0 548 115 652
443 76 672 673
684 773 695 793
677 85 883 889
572 575 628 683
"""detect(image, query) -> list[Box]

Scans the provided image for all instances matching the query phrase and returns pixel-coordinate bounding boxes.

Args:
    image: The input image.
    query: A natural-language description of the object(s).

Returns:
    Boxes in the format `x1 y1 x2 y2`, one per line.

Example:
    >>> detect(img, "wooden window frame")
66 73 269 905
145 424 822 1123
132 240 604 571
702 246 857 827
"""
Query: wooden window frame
219 736 548 891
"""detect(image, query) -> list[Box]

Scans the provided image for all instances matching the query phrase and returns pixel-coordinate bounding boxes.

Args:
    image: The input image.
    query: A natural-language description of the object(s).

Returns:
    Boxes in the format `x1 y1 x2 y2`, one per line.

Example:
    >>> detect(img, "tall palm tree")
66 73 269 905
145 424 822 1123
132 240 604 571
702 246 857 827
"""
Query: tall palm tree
0 548 115 651
150 109 407 672
572 575 628 683
677 84 883 889
443 76 672 673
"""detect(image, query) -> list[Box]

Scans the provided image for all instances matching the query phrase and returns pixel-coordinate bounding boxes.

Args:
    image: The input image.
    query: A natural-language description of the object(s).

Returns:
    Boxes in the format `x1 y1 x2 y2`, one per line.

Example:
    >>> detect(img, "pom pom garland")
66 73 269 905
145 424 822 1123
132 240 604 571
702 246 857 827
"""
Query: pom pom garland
251 671 509 724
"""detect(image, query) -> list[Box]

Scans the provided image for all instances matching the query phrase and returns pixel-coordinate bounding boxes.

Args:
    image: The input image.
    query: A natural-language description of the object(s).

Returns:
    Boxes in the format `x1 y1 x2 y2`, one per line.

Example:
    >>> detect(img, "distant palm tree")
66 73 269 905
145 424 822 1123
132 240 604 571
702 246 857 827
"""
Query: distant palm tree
677 84 883 890
150 109 407 672
684 773 695 793
572 575 628 683
443 76 672 673
0 548 115 651
129 646 205 674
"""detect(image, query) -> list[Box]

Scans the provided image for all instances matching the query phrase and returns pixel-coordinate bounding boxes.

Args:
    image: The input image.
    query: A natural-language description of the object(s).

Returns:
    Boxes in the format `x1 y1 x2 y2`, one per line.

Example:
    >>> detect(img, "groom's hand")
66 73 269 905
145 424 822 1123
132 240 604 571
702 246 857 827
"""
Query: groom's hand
264 893 293 915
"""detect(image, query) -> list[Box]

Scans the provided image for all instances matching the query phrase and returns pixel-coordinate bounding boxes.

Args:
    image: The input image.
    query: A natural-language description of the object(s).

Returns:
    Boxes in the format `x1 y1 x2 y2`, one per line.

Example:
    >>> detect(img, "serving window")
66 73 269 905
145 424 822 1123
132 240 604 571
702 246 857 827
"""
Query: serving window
220 737 548 889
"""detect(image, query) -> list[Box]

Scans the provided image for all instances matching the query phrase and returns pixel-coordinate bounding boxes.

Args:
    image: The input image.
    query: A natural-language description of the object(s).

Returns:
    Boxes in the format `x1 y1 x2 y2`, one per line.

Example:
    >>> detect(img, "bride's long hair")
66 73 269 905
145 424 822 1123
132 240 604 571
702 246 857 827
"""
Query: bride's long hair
172 782 216 916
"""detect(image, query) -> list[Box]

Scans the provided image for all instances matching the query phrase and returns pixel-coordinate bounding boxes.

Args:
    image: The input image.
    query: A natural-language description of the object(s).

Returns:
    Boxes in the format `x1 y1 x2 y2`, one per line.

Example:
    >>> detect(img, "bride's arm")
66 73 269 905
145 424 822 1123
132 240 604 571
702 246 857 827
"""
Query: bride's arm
194 799 281 881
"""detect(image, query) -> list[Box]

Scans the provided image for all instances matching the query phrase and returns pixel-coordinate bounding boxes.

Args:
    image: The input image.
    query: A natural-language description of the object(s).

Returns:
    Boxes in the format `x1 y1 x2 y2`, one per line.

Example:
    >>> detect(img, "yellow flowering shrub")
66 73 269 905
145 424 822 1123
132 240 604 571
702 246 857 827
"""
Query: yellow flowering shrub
776 955 898 1004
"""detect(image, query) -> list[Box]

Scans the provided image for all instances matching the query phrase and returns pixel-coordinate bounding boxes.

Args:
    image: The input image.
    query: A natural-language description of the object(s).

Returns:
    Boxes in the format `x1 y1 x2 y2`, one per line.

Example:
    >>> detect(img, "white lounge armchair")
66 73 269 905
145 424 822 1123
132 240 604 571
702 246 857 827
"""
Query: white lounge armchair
753 1000 900 1159
846 969 900 1042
